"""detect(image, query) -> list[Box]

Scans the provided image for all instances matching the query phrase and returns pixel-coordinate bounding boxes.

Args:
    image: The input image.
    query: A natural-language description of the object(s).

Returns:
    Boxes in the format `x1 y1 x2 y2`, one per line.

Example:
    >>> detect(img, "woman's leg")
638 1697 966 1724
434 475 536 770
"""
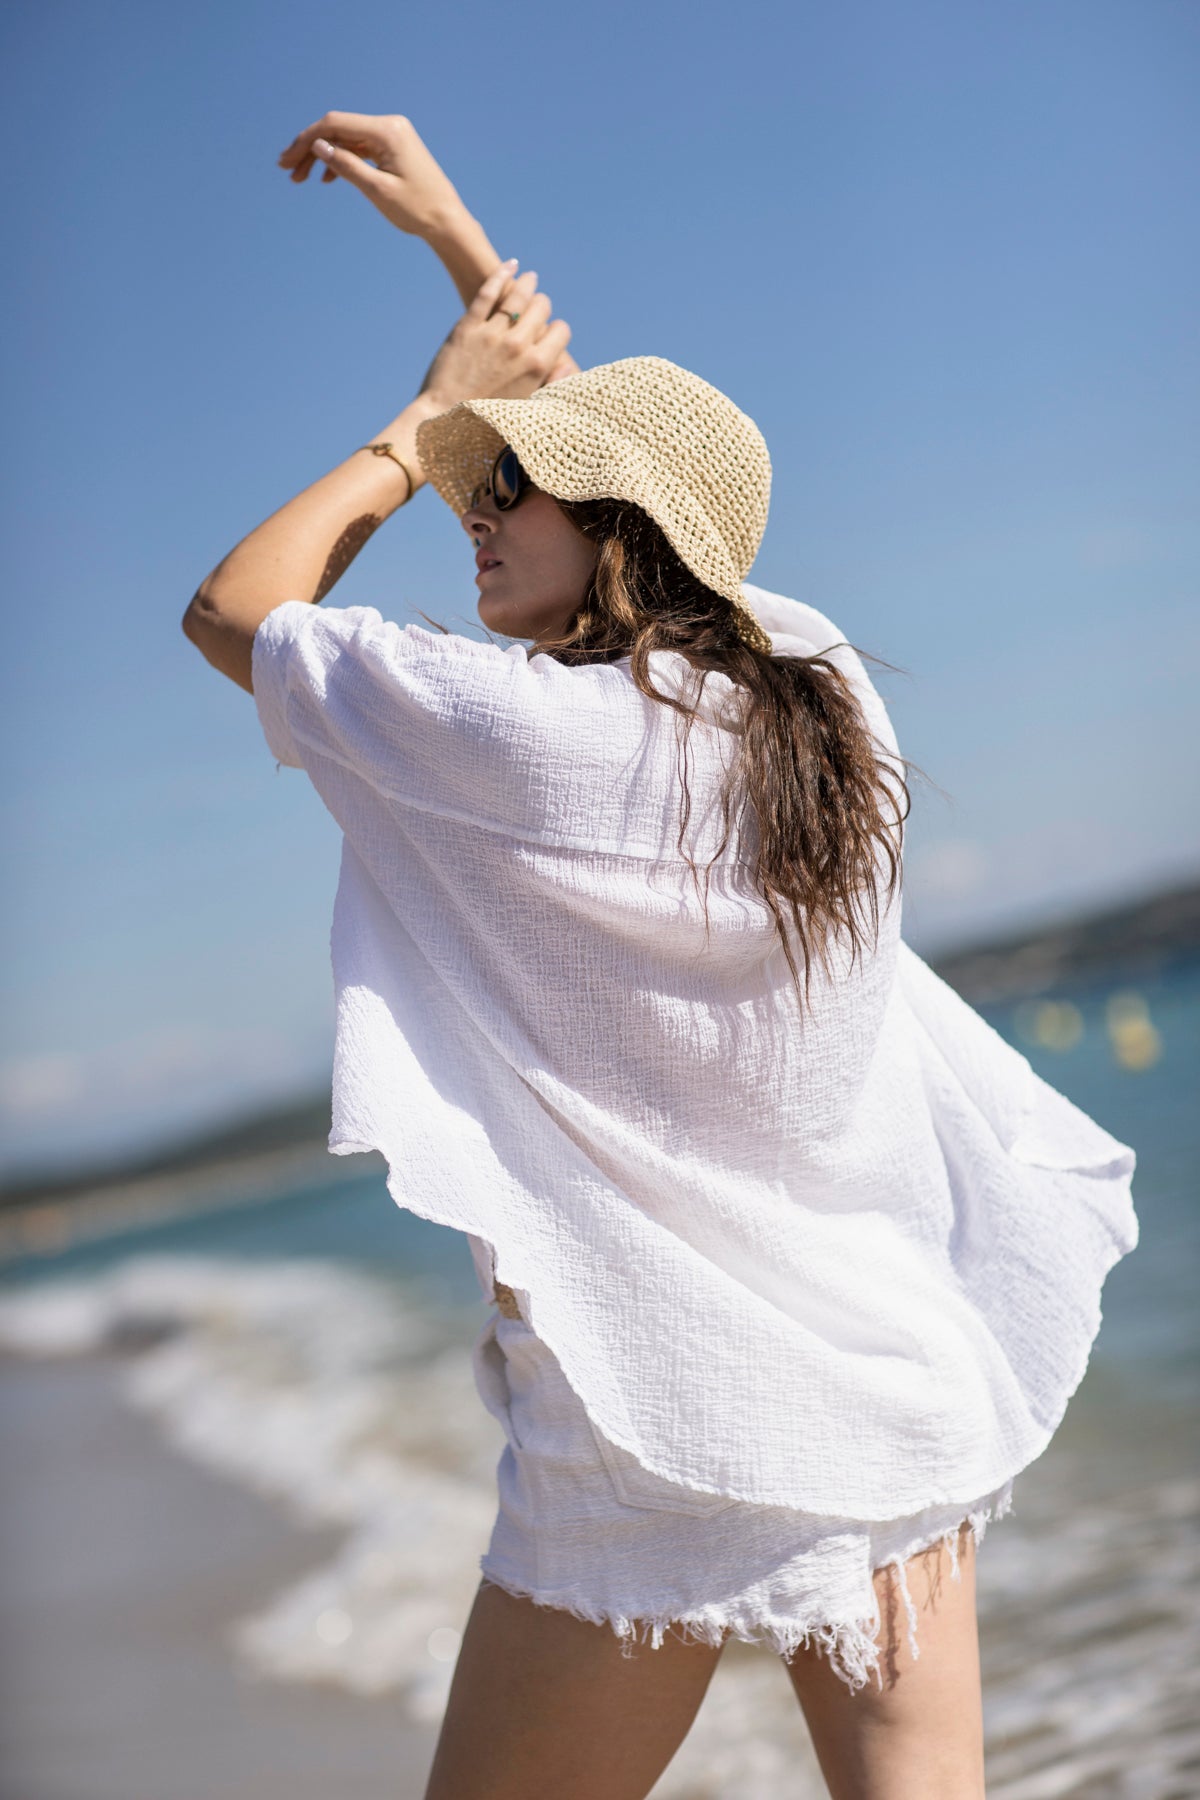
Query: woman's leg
782 1521 987 1800
421 1578 727 1800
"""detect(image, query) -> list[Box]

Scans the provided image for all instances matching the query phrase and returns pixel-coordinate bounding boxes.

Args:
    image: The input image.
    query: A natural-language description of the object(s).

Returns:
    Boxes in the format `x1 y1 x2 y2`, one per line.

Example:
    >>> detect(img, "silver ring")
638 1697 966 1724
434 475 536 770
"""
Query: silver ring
506 311 521 327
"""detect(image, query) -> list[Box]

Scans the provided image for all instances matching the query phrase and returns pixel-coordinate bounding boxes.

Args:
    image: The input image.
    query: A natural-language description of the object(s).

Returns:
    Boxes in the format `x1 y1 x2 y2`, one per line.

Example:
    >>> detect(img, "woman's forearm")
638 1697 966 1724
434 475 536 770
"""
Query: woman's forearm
183 240 571 697
423 205 581 381
424 204 504 307
182 391 446 692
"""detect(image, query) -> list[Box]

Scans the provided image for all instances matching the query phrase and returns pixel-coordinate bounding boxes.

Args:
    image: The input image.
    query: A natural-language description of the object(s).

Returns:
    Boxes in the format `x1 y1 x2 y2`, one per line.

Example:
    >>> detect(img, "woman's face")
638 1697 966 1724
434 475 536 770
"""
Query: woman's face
460 477 598 645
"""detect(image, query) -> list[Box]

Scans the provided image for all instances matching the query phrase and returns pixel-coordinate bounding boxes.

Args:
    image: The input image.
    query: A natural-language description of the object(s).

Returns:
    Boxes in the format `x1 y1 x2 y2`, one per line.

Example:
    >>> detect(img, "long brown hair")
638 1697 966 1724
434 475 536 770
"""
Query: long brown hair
532 497 913 1003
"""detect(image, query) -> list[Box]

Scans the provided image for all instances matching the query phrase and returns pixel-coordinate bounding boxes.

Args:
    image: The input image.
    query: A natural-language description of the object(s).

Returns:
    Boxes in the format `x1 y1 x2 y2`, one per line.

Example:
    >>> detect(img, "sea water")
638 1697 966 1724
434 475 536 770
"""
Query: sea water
1 956 1197 1799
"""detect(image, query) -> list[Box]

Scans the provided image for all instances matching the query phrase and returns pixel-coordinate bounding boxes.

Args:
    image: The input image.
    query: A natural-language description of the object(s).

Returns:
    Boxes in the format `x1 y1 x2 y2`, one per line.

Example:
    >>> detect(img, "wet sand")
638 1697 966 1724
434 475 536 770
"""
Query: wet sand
0 1353 440 1800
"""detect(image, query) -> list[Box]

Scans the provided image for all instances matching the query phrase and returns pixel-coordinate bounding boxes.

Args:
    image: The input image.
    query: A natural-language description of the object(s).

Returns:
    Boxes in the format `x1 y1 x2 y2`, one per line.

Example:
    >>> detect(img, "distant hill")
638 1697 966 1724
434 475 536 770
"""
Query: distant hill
0 1092 346 1213
929 875 1200 1003
4 874 1197 1213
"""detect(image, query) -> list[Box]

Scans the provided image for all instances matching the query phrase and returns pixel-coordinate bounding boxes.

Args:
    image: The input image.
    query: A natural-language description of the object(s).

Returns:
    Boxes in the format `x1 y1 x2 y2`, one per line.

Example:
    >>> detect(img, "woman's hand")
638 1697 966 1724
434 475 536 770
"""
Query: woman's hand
417 262 573 411
277 111 466 240
277 110 581 386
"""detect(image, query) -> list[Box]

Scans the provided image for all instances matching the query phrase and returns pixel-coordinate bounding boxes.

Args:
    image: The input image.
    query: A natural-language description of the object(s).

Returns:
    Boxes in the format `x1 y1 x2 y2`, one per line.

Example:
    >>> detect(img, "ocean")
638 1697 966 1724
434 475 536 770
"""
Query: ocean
1 954 1197 1799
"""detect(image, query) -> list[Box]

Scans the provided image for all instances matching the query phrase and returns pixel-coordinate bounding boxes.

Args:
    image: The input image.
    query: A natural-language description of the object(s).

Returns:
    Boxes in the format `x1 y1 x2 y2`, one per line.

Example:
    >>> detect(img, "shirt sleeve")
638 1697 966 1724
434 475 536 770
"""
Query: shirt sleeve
249 598 759 861
252 601 311 769
252 600 530 814
250 599 646 849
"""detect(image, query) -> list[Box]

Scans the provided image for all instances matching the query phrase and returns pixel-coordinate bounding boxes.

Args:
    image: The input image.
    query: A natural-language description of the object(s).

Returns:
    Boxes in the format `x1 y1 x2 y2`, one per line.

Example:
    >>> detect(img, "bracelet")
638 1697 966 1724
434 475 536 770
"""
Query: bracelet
360 442 416 505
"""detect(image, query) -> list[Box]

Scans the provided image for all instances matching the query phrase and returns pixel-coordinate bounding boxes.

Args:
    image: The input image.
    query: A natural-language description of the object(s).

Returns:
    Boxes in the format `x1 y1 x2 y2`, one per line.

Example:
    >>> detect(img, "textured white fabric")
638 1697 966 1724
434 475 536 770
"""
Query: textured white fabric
251 581 1139 1519
472 1303 1014 1693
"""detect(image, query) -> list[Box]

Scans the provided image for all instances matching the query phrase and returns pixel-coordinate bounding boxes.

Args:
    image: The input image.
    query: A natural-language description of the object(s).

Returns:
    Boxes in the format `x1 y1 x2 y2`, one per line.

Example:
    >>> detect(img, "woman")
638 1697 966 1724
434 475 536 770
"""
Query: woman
183 112 1139 1800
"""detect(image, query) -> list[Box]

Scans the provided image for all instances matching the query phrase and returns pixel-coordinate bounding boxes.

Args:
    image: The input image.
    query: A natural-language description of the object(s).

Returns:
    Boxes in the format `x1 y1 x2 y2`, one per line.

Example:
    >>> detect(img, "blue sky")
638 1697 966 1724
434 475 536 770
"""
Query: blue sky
2 0 1197 1174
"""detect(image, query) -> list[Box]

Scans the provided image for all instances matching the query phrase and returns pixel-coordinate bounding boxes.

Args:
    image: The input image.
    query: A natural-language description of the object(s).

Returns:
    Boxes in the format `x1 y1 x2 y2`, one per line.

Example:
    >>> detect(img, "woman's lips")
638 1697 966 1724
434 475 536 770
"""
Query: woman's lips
475 558 503 576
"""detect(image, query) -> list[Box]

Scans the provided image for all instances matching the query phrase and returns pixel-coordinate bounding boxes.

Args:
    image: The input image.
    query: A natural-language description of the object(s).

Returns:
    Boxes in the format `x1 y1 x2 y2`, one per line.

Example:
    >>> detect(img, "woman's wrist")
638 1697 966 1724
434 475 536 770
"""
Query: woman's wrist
423 205 503 307
363 393 447 505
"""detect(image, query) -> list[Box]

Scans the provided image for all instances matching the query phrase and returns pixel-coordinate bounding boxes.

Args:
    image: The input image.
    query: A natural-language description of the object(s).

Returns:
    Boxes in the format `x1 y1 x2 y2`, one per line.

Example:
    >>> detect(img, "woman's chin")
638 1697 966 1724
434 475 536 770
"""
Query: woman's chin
476 593 529 637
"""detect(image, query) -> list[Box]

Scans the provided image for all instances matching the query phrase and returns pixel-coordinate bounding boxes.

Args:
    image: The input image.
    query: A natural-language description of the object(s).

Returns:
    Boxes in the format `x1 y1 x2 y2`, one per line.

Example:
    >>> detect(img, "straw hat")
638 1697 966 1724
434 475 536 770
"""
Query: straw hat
415 354 774 654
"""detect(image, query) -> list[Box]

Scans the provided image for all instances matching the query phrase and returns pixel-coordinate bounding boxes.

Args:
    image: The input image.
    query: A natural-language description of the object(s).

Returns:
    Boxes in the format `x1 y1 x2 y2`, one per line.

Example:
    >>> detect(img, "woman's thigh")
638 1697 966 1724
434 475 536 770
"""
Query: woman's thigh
782 1521 986 1800
421 1578 727 1800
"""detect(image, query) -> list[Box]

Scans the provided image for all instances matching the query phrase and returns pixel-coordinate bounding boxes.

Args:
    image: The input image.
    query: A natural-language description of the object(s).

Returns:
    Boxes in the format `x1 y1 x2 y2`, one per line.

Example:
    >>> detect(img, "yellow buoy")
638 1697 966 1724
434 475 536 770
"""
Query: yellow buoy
1105 990 1161 1071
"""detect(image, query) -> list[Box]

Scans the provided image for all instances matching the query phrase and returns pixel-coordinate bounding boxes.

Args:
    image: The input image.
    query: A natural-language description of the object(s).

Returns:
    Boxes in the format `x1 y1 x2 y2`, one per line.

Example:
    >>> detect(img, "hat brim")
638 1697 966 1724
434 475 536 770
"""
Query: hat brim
414 360 773 655
418 394 747 606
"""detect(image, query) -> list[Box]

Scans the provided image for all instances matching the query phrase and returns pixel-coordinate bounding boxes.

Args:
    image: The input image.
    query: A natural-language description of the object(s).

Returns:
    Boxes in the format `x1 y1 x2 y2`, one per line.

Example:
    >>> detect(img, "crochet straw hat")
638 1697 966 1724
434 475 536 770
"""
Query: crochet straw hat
415 354 774 654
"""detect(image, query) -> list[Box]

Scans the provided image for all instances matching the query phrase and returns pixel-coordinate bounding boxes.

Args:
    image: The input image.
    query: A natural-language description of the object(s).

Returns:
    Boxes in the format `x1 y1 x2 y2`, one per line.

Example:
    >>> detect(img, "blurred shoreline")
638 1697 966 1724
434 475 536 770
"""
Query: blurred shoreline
926 873 1200 1003
0 1141 375 1273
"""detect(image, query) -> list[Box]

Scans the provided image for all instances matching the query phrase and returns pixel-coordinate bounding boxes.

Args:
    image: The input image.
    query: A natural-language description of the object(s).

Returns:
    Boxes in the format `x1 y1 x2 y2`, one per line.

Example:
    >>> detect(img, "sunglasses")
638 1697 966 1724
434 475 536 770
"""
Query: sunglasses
468 444 532 512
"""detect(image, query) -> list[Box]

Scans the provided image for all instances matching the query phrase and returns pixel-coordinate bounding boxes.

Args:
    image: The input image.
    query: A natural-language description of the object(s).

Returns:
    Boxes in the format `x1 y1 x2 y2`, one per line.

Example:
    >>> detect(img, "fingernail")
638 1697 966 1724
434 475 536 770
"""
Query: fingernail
313 137 334 159
502 257 518 270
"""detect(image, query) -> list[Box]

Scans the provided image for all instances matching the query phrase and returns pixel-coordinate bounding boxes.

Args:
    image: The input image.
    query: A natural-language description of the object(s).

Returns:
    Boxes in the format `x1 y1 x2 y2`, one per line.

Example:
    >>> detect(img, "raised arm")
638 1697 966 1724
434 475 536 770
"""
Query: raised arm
182 261 570 695
276 112 581 380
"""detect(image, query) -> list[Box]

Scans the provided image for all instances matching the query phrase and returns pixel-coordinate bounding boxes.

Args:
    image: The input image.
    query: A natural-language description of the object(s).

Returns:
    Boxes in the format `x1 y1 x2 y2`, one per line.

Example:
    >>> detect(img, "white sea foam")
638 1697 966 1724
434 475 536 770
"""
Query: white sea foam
1 1254 1197 1797
0 1255 501 1726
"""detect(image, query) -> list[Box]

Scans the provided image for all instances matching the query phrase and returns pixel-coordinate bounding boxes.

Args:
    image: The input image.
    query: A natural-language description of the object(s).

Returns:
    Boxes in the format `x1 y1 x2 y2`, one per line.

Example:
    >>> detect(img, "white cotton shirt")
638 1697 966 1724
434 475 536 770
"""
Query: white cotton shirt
251 581 1139 1519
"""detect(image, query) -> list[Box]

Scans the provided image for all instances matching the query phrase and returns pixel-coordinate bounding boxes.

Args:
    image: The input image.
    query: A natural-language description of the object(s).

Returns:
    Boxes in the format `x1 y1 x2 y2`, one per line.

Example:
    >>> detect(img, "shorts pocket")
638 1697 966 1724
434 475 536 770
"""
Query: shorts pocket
585 1417 740 1518
470 1313 525 1451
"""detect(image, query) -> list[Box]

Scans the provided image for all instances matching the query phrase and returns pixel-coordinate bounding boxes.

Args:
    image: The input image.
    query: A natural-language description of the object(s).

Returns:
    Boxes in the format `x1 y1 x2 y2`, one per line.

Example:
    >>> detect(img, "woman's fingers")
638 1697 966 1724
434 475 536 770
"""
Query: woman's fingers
490 268 549 328
482 268 572 375
537 317 574 369
285 138 373 184
277 111 465 239
508 289 554 338
278 114 390 190
546 347 583 385
421 262 574 406
278 110 394 171
307 136 385 200
467 260 522 320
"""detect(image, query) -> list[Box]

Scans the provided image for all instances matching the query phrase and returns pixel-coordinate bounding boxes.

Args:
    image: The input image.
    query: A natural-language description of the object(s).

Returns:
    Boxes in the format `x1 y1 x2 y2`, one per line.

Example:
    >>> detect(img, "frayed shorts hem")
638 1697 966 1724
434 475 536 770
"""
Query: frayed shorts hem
474 1305 1016 1695
479 1559 901 1692
478 1479 1014 1696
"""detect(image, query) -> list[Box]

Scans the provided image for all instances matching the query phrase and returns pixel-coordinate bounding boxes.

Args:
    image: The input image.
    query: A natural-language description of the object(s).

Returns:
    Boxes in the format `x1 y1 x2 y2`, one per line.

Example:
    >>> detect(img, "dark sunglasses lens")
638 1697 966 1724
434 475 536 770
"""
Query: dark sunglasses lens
493 446 525 509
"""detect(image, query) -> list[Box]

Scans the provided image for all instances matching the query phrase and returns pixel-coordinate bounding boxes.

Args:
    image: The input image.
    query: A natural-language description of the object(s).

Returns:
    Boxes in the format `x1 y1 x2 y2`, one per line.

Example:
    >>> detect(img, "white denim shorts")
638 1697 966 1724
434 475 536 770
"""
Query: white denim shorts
470 1295 1015 1693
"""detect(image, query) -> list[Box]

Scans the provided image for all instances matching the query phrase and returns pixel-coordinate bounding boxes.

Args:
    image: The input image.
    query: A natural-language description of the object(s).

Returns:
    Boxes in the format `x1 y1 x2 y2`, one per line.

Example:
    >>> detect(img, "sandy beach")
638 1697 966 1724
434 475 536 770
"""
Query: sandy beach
0 1352 441 1800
